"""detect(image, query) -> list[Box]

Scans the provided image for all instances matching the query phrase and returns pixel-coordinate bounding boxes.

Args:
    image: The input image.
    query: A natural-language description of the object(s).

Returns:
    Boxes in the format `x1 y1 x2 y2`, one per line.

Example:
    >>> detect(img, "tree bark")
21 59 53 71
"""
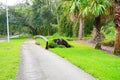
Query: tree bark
114 28 120 55
48 29 50 36
94 16 102 49
114 0 120 55
78 17 84 40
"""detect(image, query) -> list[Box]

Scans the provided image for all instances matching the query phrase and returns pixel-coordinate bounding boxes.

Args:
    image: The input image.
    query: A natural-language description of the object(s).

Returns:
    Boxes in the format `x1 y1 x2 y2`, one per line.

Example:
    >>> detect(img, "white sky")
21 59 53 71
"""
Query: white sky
0 0 23 6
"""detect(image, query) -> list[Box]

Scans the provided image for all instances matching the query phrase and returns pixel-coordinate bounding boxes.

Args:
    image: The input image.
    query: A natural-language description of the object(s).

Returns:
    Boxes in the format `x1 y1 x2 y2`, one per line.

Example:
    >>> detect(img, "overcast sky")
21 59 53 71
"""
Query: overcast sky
0 0 23 6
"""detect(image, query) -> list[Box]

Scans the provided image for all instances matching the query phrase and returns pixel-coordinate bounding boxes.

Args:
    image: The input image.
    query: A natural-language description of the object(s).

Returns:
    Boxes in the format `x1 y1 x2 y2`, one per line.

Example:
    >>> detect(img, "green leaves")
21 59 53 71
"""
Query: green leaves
90 0 113 16
70 0 91 18
69 0 113 18
70 0 80 13
81 6 91 18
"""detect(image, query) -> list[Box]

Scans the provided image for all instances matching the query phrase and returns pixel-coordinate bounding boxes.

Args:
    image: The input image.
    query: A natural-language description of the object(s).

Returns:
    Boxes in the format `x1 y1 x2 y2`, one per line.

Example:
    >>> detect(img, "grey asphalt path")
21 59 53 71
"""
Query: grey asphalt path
16 40 97 80
0 38 6 42
0 35 20 42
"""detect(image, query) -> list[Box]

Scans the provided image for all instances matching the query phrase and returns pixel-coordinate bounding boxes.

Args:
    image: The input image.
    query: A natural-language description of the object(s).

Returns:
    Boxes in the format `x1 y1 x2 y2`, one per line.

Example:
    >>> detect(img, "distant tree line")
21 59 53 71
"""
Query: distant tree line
0 0 120 55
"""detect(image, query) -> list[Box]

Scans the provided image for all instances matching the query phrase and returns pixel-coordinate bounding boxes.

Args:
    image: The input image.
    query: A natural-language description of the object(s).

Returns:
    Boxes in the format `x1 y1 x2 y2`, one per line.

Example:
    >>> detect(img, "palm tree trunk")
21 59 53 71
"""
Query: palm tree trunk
95 26 101 49
114 0 120 55
78 17 84 40
114 28 120 55
94 16 102 49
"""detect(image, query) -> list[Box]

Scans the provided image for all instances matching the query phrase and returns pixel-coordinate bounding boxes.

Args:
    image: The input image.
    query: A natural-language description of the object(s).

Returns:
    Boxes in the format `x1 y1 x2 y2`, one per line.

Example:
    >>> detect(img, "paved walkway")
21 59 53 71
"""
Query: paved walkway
0 38 6 42
16 40 97 80
0 35 20 42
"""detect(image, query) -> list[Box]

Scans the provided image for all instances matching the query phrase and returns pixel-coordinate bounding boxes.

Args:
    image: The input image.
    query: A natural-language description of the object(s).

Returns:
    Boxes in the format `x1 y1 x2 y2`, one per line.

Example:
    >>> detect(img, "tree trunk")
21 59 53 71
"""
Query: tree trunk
114 0 120 55
114 28 120 55
94 16 102 49
48 30 50 36
78 17 84 40
47 24 51 36
57 15 59 24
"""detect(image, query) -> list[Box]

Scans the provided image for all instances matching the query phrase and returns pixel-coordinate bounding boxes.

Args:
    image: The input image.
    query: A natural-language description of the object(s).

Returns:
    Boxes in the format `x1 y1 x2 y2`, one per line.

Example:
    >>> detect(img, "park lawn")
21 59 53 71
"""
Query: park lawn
49 42 120 80
0 38 25 80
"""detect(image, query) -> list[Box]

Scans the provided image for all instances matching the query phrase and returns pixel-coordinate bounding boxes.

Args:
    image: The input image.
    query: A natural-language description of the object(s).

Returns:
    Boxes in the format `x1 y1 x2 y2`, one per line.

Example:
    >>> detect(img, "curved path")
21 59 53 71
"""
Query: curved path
16 40 97 80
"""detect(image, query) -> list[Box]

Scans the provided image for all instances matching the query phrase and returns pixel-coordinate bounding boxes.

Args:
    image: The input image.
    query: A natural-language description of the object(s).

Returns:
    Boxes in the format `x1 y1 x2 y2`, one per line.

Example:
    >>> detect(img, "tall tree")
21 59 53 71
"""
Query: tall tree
0 3 6 35
70 0 90 40
114 0 120 55
56 1 73 37
40 6 57 35
90 0 112 49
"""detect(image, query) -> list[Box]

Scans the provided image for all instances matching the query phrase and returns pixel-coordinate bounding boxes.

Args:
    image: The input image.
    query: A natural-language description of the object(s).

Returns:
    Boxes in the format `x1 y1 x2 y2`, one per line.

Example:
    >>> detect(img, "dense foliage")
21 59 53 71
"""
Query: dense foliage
0 0 119 53
0 0 94 37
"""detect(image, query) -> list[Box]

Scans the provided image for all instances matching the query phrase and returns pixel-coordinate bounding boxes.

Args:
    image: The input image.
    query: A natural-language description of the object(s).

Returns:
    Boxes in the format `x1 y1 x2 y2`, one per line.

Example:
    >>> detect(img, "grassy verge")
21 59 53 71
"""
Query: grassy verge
36 38 46 48
0 38 26 80
36 36 120 80
50 42 120 80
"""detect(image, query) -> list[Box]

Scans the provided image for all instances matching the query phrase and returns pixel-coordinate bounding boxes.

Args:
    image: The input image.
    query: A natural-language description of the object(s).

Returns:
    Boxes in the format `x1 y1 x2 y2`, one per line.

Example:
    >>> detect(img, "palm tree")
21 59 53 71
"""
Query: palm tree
114 0 120 55
90 0 112 49
70 0 90 40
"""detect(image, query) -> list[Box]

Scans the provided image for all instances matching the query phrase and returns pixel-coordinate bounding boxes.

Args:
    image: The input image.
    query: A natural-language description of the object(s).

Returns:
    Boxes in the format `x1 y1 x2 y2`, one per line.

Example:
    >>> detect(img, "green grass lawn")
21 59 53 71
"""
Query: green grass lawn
36 36 120 80
50 42 120 80
0 38 25 80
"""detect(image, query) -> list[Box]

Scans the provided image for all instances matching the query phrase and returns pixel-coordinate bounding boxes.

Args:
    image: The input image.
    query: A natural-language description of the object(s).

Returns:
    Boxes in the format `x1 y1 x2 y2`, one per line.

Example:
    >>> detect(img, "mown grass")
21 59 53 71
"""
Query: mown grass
50 42 120 80
0 38 25 80
36 35 120 80
36 38 46 48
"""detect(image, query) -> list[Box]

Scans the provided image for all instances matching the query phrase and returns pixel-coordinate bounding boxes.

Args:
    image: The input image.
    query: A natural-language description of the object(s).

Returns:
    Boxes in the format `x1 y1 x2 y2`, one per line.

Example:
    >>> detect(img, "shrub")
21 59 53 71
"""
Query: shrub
48 39 71 48
48 40 58 48
102 20 115 46
58 45 66 48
